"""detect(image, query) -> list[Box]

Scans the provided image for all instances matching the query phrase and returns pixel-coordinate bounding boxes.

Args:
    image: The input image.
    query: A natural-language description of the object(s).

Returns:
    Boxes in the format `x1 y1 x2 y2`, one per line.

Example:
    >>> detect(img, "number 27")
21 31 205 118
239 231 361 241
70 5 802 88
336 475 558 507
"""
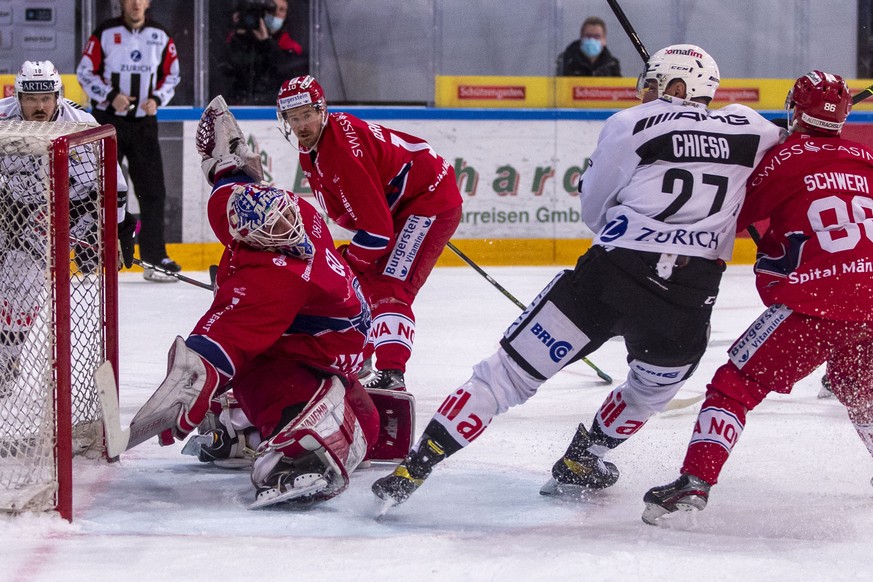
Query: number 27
655 168 728 221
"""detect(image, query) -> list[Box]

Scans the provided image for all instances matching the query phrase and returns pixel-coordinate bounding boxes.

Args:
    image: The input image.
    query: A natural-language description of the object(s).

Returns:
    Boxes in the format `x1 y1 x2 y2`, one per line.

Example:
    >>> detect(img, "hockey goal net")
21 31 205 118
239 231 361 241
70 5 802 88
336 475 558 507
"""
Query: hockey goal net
0 121 118 520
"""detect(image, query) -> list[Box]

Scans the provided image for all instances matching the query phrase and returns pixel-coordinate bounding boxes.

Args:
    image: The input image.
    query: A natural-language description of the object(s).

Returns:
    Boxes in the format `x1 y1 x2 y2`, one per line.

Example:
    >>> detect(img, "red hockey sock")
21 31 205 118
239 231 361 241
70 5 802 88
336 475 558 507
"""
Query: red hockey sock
681 390 748 485
370 301 414 372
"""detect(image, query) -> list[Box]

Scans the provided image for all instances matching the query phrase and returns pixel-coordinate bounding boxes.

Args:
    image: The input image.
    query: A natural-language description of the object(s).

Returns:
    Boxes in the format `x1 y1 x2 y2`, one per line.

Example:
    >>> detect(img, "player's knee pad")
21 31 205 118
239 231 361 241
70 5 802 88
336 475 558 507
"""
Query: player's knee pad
625 358 697 409
501 272 596 381
255 376 368 501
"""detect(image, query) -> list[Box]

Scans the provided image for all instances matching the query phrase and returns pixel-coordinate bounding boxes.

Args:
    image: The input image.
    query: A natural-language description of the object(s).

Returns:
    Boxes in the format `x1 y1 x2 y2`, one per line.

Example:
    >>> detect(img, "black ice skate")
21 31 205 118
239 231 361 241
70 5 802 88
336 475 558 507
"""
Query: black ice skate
372 437 446 506
818 373 834 399
364 369 405 391
540 423 619 496
641 474 711 525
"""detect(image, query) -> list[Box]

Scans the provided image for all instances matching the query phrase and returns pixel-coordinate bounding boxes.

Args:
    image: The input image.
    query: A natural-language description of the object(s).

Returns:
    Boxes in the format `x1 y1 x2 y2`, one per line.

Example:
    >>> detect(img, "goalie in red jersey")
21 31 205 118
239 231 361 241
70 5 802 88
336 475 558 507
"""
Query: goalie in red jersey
643 71 873 524
276 76 463 392
123 96 413 508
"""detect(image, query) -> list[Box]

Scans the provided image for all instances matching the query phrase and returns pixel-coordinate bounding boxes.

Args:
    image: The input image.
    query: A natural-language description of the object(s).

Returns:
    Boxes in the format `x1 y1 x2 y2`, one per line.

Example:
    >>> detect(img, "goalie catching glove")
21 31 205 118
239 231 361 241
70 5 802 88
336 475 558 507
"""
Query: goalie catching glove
196 95 263 185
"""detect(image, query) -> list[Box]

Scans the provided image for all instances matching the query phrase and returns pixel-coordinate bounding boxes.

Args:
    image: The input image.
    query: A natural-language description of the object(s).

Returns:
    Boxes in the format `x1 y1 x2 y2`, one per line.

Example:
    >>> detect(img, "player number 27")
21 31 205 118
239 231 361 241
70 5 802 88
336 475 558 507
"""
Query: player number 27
655 168 728 221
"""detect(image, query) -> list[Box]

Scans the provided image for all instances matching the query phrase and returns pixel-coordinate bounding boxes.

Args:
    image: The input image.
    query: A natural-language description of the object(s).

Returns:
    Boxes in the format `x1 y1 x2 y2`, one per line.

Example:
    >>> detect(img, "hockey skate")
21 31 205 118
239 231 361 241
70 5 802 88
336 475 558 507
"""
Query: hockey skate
249 449 333 509
364 369 405 391
142 258 182 283
196 95 263 185
371 437 446 506
818 374 834 399
540 423 619 496
181 398 261 469
642 474 711 525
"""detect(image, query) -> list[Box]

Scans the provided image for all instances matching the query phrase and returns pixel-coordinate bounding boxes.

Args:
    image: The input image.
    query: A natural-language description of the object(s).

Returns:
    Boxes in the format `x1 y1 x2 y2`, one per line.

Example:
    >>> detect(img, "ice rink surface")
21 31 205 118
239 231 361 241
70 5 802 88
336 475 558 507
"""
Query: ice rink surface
1 264 871 581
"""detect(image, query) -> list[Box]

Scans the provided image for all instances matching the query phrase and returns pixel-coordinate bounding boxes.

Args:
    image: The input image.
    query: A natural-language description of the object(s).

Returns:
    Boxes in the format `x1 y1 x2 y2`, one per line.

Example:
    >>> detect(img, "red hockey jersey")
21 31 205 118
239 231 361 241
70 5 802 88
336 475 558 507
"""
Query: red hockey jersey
740 132 873 321
299 112 461 265
189 178 370 381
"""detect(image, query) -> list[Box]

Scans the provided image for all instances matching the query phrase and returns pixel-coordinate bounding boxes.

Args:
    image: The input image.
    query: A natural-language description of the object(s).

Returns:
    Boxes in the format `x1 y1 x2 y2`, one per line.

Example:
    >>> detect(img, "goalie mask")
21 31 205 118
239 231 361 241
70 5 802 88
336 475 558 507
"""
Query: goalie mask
786 71 851 135
15 60 63 101
227 183 314 259
276 75 328 153
637 44 720 102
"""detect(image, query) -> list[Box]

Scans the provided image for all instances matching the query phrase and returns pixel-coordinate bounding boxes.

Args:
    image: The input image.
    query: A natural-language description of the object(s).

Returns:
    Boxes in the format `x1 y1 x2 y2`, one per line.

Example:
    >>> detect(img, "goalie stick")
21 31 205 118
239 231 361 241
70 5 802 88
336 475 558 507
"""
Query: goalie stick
132 258 214 290
446 241 613 384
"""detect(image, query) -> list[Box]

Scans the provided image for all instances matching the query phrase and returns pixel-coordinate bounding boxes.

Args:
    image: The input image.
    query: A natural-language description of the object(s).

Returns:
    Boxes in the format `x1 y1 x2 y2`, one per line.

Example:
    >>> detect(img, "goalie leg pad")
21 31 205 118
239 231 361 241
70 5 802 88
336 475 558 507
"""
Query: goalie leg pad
366 387 415 462
128 336 221 448
253 376 368 504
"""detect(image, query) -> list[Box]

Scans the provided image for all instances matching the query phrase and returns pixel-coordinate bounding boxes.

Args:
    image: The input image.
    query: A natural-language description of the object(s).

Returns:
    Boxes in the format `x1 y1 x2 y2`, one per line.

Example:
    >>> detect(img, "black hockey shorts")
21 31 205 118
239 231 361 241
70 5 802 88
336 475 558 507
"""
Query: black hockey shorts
500 245 724 381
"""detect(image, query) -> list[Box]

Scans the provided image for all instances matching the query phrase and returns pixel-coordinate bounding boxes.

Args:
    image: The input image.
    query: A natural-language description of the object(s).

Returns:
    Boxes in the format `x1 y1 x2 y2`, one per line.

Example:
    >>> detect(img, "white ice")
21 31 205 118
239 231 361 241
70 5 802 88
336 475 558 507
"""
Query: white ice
1 265 871 582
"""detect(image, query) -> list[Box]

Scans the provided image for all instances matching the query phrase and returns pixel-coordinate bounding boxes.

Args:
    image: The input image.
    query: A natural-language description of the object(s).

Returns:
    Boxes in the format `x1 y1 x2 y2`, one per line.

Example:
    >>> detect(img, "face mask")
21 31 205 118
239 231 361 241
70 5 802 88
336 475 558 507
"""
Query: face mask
264 14 284 33
581 37 603 59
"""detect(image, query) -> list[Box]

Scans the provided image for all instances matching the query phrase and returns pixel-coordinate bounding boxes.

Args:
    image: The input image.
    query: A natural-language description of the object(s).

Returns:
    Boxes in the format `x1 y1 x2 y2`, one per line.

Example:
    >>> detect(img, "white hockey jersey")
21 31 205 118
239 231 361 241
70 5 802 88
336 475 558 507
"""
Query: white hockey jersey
580 96 784 261
0 96 128 214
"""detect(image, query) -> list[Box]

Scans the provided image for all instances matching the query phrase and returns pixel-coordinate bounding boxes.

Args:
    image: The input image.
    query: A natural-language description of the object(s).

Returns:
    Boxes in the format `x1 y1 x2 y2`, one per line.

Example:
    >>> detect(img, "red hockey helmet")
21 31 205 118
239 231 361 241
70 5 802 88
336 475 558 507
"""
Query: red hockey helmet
787 71 851 135
276 75 326 114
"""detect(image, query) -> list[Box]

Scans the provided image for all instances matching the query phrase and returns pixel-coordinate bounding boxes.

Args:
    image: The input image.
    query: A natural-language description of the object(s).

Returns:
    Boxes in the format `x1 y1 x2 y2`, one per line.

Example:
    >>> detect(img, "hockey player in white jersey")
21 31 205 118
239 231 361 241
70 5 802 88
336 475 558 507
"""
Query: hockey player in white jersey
373 45 785 506
0 60 134 397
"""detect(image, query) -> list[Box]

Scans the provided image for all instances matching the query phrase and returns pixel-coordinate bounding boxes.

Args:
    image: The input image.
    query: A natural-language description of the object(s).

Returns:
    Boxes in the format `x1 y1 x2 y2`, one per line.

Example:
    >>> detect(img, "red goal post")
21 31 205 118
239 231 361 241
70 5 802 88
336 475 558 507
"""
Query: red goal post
0 121 119 521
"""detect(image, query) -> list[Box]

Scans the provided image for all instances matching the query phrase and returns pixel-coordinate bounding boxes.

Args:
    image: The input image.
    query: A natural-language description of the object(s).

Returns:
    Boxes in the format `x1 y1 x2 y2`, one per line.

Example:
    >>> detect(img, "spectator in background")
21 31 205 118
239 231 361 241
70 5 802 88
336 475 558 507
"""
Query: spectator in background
558 16 622 77
77 0 182 282
220 0 308 105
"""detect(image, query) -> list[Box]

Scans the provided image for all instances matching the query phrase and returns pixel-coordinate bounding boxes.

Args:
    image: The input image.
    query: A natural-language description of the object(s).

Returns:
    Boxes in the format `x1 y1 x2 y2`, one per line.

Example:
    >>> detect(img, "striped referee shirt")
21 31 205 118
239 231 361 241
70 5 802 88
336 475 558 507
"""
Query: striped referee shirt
77 17 180 118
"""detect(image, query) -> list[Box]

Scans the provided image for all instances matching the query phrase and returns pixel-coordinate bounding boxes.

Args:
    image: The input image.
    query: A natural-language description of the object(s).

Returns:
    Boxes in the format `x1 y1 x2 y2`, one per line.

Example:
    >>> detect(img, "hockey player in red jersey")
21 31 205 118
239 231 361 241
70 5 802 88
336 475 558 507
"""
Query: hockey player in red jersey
122 96 399 507
371 45 786 508
643 71 873 524
276 76 463 391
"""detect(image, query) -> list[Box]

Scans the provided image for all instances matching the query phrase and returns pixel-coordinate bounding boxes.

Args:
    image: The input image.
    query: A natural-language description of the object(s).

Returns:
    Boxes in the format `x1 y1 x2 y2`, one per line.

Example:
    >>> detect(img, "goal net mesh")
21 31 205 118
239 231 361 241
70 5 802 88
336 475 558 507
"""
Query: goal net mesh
0 120 114 515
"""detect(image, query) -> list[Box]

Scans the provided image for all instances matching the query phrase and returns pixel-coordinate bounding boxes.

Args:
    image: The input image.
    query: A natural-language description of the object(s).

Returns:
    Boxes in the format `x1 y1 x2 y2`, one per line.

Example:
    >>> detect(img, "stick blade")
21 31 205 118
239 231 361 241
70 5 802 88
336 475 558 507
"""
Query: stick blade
94 361 130 458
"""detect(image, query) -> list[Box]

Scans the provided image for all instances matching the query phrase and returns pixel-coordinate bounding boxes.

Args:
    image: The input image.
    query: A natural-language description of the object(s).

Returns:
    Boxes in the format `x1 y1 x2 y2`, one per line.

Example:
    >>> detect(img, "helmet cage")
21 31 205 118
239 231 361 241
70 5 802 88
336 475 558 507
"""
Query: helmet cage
227 183 314 259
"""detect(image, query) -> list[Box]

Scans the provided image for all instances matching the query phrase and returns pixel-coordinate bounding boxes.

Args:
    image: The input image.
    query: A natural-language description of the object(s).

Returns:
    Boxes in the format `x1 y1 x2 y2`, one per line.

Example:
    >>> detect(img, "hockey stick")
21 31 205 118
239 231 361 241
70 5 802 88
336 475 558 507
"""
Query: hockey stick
606 0 648 63
132 258 214 290
446 241 613 384
95 361 130 458
852 84 873 106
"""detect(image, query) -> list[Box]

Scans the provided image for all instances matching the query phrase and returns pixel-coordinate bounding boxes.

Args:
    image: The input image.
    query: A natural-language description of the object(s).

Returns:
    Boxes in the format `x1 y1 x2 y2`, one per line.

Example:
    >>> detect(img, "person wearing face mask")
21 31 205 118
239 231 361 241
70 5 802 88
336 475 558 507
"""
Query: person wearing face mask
558 16 622 77
220 0 308 105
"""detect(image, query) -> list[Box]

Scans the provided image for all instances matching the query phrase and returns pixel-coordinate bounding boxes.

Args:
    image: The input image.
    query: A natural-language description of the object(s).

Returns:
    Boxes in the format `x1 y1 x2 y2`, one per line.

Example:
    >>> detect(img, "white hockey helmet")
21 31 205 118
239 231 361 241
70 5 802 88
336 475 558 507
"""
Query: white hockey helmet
227 182 314 259
15 60 63 100
639 44 720 101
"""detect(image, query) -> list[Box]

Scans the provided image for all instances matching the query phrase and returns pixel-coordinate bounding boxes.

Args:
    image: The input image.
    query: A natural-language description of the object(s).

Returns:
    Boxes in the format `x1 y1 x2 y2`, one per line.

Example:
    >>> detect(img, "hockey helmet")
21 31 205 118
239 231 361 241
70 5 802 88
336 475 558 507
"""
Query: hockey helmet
276 75 328 150
15 60 63 100
638 44 719 101
787 70 851 135
227 183 313 259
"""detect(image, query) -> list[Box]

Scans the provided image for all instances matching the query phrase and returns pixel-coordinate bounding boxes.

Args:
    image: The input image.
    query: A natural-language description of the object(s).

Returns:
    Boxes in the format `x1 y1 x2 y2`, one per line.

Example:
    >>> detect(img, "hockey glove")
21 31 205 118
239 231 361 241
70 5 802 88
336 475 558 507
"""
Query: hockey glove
117 211 137 269
338 244 373 274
